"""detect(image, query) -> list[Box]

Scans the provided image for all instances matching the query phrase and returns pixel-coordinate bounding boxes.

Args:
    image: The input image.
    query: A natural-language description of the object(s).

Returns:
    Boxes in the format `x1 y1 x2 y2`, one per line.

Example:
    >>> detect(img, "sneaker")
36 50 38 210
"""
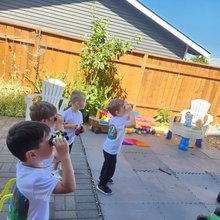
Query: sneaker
98 178 113 184
51 170 62 181
97 184 112 195
108 179 113 183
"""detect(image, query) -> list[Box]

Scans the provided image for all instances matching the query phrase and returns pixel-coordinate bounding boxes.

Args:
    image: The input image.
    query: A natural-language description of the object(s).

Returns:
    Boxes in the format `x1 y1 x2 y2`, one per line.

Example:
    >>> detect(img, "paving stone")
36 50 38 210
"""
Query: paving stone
54 210 77 219
65 195 76 210
76 202 98 210
76 183 93 190
55 196 66 211
75 196 97 203
76 210 100 219
74 189 94 196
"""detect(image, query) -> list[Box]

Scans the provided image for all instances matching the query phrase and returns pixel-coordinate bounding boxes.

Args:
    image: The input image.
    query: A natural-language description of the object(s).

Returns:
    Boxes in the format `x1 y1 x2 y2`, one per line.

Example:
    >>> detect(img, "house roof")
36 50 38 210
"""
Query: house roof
126 0 210 58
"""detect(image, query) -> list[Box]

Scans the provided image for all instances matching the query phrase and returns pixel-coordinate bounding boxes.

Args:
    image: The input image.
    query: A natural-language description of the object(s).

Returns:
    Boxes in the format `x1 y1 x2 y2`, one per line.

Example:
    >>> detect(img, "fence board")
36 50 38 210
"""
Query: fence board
0 20 220 122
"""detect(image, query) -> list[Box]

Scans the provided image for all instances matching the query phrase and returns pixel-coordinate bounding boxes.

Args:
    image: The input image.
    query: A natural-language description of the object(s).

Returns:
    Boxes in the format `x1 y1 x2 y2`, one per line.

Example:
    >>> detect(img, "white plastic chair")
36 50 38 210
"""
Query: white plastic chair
25 78 69 120
180 99 213 134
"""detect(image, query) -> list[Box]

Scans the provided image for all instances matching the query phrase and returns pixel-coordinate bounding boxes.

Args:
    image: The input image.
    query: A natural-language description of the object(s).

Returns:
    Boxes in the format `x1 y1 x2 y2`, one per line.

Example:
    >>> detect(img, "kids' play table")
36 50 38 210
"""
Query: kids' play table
166 122 203 151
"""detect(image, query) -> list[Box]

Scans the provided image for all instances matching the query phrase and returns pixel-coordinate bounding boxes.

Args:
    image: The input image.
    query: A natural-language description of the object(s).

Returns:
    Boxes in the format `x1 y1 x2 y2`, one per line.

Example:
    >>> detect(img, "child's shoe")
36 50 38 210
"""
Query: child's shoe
97 184 112 195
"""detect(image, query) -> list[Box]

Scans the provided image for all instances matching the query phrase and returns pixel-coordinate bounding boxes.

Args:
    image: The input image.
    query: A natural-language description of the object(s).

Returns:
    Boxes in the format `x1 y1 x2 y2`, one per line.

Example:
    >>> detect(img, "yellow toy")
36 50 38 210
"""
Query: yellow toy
0 178 16 211
126 128 135 134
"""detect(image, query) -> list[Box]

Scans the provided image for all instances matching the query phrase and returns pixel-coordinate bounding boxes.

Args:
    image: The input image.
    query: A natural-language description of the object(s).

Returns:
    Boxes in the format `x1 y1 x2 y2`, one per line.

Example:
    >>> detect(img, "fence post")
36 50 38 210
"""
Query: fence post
33 28 42 80
133 53 148 109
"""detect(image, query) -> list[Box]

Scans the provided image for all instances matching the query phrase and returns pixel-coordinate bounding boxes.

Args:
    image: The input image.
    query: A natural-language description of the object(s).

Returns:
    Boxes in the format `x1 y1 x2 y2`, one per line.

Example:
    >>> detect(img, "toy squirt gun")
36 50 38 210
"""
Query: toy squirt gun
197 207 220 220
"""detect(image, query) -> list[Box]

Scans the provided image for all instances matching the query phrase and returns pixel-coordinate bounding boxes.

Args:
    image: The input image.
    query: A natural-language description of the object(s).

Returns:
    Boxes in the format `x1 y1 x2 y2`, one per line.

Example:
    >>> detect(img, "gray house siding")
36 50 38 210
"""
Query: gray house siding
0 0 186 59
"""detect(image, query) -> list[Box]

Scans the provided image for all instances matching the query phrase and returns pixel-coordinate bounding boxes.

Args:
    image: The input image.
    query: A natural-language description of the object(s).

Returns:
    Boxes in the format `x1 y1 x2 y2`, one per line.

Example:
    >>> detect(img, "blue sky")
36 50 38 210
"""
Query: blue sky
140 0 220 62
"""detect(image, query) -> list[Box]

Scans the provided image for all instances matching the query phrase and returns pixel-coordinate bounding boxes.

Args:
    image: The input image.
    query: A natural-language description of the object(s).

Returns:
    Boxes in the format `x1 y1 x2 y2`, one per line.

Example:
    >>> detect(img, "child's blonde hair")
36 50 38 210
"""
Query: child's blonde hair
108 99 125 116
70 90 86 104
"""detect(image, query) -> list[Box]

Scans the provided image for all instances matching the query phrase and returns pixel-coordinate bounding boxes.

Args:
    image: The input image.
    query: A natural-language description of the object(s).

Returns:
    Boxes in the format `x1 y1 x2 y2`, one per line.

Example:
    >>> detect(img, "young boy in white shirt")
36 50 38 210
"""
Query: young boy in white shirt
29 101 64 180
97 99 136 195
62 90 86 153
6 121 76 220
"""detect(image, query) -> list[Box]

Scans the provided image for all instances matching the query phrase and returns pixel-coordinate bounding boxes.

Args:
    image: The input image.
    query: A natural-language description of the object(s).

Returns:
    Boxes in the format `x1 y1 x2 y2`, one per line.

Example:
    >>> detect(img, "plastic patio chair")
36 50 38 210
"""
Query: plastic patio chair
0 178 16 211
25 78 69 120
180 99 213 126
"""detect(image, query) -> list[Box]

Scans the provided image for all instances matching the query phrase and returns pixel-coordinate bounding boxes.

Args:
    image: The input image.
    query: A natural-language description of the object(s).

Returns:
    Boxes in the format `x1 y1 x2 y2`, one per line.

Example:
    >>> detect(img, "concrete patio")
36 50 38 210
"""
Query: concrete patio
1 116 220 220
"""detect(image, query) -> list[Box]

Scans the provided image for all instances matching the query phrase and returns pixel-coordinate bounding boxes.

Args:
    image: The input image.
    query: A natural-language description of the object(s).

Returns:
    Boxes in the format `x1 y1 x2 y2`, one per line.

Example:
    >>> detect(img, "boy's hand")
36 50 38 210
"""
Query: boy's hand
53 136 69 158
125 103 133 112
55 114 64 131
75 125 85 136
56 114 64 124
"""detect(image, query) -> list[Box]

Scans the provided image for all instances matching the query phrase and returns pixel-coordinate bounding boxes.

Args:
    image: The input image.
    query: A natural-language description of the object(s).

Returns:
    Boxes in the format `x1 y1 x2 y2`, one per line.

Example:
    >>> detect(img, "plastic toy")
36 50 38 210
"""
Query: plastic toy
123 138 149 147
96 106 112 121
89 116 109 134
89 106 112 134
197 207 220 220
75 125 85 136
126 128 135 134
0 178 16 211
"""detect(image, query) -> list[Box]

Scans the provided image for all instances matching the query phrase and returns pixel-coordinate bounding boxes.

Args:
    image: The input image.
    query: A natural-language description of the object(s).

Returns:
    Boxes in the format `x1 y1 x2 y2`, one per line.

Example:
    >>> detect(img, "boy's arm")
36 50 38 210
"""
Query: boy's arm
52 137 76 194
64 123 78 129
125 107 136 128
125 112 136 128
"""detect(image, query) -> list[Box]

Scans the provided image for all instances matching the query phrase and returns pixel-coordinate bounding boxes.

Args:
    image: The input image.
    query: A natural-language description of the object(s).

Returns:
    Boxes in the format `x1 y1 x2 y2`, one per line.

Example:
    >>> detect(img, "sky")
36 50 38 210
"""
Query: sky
140 0 220 66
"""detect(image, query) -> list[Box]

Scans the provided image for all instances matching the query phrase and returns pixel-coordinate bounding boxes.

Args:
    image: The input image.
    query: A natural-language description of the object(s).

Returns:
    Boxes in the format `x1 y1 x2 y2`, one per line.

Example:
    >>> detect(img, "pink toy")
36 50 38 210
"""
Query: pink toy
123 138 149 147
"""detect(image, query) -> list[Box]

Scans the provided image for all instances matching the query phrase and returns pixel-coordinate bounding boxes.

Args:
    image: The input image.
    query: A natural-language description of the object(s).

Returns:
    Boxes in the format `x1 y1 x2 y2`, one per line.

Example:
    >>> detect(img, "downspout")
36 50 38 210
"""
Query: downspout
183 44 189 60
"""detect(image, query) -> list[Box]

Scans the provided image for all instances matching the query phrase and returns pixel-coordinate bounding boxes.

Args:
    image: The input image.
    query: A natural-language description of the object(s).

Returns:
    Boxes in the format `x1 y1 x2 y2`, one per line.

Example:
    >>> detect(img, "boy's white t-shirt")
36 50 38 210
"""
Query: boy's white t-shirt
62 108 83 145
16 159 59 220
103 116 128 155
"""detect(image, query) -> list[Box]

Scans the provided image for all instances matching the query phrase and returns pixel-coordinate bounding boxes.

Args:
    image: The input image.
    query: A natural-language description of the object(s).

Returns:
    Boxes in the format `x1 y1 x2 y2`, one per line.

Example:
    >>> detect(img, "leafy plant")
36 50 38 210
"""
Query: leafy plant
70 75 114 120
0 80 31 117
153 108 171 124
77 13 141 118
188 55 209 64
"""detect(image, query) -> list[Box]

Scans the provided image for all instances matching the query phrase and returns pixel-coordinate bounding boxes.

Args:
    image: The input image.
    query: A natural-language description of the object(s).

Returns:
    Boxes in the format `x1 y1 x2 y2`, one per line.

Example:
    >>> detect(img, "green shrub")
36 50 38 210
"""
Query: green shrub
70 75 114 120
0 81 31 117
153 108 171 124
76 14 140 118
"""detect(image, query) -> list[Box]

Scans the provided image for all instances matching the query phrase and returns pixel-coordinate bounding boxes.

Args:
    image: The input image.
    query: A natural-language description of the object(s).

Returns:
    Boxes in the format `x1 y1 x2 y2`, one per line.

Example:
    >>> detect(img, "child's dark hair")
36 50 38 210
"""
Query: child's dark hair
6 121 50 162
70 90 86 104
29 101 57 121
108 99 125 116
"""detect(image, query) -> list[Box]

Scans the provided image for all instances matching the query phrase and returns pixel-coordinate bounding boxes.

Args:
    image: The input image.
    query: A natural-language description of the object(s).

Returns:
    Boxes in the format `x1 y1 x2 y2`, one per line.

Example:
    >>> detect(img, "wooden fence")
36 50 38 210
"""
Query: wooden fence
1 20 220 121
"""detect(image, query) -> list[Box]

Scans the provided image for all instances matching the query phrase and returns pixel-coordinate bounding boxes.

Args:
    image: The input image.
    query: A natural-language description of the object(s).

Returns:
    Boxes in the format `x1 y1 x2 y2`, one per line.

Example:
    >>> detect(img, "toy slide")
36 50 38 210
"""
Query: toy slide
123 138 149 147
